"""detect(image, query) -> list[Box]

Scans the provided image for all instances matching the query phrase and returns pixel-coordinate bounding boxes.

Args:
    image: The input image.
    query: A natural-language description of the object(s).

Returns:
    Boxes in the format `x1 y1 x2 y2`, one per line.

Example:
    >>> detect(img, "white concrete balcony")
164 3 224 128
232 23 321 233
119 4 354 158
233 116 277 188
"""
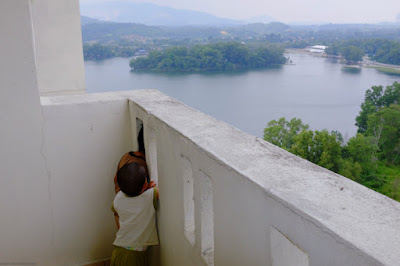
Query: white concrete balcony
38 90 400 265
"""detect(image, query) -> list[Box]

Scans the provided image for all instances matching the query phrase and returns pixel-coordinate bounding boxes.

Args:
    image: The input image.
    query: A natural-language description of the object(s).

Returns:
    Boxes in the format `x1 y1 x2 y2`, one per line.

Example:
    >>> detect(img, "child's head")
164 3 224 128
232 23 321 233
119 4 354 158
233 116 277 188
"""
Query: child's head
117 162 147 197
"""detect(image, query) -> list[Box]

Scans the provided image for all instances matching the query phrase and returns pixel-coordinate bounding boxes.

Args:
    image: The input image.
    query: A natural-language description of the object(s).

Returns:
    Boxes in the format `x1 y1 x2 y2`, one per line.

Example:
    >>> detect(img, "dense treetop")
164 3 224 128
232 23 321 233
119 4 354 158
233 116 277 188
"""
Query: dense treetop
325 39 400 65
83 43 137 60
129 42 286 72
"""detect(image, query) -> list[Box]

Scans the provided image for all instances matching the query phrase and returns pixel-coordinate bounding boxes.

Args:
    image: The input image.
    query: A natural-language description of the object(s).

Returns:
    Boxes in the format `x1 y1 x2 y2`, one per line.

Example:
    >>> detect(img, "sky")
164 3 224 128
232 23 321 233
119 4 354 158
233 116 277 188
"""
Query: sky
80 0 400 24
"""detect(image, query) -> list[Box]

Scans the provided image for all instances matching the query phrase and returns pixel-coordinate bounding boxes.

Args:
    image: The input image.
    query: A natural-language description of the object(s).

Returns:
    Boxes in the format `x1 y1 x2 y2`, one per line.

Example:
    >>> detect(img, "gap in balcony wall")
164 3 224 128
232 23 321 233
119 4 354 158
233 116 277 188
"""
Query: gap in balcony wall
136 118 145 153
181 155 195 246
145 126 158 184
199 171 214 266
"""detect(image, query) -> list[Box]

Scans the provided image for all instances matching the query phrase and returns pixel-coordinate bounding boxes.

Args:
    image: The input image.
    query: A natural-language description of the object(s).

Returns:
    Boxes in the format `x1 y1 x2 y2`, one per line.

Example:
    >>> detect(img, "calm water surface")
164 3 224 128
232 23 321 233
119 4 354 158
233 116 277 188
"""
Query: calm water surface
85 53 399 138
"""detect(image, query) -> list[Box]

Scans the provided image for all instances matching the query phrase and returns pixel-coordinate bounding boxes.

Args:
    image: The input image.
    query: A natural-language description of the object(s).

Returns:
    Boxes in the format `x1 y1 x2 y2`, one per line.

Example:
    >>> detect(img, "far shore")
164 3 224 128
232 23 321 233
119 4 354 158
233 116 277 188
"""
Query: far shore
285 48 400 75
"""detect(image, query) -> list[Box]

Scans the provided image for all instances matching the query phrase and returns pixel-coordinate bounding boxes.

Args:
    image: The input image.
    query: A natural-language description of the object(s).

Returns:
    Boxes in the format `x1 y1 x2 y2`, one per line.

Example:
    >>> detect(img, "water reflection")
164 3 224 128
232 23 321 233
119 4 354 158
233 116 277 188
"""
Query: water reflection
130 64 284 77
341 66 362 74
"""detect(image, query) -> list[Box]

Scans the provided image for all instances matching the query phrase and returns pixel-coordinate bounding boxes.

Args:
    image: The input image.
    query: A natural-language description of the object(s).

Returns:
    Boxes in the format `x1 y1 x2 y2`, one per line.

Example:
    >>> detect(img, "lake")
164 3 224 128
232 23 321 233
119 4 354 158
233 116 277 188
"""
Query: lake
84 53 400 139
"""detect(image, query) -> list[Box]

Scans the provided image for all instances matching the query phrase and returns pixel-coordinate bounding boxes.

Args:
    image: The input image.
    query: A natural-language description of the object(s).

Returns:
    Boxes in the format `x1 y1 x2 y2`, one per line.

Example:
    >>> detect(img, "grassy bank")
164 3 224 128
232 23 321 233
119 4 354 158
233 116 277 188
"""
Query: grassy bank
366 66 400 75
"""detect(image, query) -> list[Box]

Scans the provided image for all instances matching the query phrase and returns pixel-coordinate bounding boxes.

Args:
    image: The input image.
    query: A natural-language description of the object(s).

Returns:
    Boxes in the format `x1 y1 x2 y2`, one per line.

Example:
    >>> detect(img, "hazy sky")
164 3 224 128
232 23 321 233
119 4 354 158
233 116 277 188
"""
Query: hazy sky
80 0 400 24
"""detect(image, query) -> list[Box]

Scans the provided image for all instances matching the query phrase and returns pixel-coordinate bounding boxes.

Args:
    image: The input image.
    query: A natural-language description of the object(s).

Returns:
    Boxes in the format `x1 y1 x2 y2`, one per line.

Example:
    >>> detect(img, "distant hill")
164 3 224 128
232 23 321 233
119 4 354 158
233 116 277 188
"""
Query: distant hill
81 15 100 25
81 21 292 43
246 15 277 24
81 22 169 42
80 1 243 26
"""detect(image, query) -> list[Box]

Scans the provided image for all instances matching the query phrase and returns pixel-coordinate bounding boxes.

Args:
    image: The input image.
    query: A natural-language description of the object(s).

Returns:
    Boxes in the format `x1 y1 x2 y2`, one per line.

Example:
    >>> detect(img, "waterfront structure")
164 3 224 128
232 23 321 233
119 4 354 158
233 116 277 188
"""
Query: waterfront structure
306 45 328 54
1 1 400 265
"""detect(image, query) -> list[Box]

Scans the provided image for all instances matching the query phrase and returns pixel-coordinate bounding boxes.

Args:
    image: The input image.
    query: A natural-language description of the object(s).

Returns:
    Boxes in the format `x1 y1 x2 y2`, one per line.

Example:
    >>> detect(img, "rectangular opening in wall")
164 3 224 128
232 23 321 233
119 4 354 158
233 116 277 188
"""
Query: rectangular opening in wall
136 118 145 153
199 171 214 266
145 126 158 184
181 156 195 246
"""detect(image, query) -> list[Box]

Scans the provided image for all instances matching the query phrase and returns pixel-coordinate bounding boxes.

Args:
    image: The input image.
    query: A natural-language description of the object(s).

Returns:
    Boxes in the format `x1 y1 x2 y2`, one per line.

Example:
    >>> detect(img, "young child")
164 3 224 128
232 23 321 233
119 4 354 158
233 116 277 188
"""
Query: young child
111 154 159 266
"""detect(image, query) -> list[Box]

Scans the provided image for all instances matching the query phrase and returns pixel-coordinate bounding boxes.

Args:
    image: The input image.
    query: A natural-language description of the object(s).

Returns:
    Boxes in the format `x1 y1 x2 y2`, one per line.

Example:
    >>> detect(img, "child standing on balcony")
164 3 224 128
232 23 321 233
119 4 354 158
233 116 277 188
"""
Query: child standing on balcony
111 152 159 266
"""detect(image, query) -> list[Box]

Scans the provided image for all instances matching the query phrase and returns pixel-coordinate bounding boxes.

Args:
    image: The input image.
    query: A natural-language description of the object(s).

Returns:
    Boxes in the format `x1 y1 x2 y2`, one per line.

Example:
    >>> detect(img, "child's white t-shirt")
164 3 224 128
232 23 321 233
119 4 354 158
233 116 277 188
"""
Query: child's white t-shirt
113 188 159 249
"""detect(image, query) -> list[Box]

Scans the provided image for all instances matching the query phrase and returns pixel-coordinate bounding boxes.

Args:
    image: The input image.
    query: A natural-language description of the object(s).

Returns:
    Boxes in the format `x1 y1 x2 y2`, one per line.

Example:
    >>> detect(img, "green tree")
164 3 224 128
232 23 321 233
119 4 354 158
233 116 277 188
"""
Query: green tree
345 134 377 165
367 105 400 165
341 46 364 64
290 129 343 172
83 43 114 60
338 159 362 181
263 117 309 150
356 82 400 133
325 44 340 56
343 133 378 179
388 178 400 201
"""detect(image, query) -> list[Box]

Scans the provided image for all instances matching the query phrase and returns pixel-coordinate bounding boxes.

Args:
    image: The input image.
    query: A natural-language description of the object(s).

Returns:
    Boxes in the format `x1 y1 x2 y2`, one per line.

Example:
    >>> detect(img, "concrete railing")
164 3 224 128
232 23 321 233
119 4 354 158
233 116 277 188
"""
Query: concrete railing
128 90 400 266
26 90 400 265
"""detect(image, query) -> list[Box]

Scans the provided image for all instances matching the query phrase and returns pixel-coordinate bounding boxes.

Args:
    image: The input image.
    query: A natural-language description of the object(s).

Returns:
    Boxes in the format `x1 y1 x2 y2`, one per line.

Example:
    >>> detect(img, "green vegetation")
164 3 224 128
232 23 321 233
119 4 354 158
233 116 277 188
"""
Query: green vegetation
341 46 364 64
264 82 400 201
325 39 400 65
367 66 400 75
129 42 286 72
81 20 400 62
83 43 137 60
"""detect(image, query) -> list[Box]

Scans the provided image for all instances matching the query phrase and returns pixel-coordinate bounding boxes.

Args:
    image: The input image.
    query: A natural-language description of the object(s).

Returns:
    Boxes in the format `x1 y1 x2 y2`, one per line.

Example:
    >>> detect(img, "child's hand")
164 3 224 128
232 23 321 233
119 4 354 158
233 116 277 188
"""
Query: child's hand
148 181 157 189
140 180 157 195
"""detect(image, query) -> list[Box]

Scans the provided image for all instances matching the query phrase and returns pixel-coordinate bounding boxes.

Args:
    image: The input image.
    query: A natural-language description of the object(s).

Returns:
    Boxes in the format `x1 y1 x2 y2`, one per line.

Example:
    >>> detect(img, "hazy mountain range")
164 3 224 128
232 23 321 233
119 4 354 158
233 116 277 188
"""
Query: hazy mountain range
81 15 100 25
80 1 276 26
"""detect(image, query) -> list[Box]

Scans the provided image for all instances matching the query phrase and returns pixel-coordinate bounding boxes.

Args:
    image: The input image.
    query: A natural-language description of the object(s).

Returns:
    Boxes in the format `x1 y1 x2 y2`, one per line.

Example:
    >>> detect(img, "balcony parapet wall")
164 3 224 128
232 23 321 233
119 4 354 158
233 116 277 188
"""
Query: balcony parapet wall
125 90 400 266
26 90 400 265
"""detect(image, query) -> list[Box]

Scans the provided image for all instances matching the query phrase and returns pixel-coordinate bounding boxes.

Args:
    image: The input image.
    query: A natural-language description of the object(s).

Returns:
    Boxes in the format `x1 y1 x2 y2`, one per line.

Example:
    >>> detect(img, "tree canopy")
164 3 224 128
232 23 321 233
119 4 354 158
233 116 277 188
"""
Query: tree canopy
341 46 364 64
325 39 400 65
83 43 137 60
129 42 286 72
355 82 400 133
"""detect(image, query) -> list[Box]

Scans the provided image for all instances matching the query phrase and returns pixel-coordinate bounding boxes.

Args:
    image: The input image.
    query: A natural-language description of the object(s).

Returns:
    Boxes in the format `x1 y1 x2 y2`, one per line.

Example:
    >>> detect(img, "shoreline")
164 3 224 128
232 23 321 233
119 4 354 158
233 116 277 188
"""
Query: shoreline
285 48 328 57
362 59 400 75
285 48 400 74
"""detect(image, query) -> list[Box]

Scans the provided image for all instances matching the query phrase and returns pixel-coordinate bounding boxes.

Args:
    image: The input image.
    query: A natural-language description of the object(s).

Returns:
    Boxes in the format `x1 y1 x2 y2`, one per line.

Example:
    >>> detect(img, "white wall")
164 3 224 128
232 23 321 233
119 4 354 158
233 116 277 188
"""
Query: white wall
0 0 53 264
41 93 134 264
31 0 86 95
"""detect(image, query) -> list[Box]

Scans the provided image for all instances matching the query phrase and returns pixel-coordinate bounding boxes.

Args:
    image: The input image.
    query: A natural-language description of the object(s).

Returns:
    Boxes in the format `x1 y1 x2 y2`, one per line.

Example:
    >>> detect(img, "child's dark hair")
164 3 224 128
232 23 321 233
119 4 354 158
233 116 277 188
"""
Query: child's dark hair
117 163 146 197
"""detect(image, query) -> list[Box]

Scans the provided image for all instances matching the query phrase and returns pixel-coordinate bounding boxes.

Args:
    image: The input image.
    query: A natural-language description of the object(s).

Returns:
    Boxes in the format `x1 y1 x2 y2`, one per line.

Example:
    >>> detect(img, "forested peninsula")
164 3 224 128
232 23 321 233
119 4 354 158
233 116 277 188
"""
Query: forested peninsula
129 42 286 72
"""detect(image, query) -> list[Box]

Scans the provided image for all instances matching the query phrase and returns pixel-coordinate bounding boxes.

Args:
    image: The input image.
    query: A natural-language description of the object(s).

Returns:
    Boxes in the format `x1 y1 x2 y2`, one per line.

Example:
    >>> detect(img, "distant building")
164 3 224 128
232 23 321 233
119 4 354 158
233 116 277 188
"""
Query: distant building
306 45 328 53
135 49 147 56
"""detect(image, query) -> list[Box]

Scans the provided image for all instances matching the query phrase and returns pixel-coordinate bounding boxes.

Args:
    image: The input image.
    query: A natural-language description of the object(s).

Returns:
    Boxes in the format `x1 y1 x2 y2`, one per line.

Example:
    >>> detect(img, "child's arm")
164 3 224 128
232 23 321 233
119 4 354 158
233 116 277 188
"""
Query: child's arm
111 203 120 230
114 213 120 230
